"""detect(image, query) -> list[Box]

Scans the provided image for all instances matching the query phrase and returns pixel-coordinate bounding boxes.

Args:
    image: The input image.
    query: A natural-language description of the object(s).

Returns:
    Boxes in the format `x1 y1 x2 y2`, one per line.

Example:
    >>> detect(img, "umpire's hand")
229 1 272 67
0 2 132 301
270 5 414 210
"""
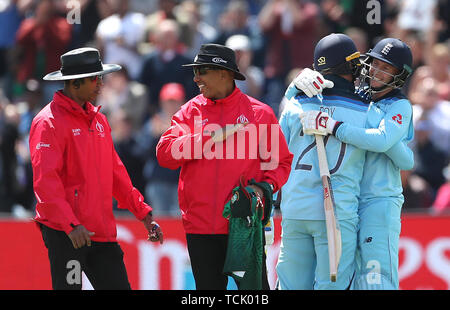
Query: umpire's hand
142 212 164 244
68 225 95 249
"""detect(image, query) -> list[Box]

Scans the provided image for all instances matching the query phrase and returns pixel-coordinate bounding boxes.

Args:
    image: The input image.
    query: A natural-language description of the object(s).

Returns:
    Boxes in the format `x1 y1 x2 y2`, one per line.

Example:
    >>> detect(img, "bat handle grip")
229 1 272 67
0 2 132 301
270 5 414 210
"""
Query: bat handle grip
315 134 330 177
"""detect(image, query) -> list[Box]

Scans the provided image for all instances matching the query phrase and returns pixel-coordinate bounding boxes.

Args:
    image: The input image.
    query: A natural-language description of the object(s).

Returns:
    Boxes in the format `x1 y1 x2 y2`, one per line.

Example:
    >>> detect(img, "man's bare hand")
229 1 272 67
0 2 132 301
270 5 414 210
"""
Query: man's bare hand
209 122 248 143
142 213 164 244
68 225 95 249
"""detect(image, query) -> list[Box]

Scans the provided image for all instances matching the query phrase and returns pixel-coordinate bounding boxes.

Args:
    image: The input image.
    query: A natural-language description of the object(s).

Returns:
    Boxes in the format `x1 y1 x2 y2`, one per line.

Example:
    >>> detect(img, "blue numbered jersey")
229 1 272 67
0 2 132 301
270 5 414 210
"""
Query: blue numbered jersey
279 76 369 220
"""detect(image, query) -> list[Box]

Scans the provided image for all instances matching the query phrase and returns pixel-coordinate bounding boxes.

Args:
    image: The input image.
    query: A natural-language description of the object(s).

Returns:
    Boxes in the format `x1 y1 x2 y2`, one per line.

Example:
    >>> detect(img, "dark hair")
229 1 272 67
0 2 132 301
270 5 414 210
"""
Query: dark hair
64 78 85 89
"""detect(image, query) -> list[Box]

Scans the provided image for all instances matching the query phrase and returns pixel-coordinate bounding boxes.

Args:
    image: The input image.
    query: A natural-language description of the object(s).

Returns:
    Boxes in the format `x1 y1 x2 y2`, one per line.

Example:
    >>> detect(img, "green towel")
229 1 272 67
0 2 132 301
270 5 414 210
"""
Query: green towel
223 185 264 290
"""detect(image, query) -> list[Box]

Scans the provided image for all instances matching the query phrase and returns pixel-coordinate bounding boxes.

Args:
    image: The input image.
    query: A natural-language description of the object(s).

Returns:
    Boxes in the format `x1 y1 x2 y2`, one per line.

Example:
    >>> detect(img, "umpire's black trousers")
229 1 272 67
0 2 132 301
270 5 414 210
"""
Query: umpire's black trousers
40 224 131 290
186 233 270 290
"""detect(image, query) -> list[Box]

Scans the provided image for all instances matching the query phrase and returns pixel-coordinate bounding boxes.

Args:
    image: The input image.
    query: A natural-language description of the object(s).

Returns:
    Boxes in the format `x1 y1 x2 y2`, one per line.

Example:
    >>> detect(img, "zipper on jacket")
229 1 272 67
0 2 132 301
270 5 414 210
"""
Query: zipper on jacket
89 106 102 130
211 102 223 234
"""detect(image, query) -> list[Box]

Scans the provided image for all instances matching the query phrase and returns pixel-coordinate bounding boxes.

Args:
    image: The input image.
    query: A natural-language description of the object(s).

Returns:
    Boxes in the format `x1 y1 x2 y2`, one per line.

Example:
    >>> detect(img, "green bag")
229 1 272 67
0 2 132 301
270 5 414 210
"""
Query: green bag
223 184 264 290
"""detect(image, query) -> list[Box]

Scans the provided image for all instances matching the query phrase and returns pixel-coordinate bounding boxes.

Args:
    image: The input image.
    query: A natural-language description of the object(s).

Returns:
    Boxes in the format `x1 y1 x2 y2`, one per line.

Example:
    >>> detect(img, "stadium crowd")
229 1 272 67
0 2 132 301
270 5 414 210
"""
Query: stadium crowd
0 0 449 218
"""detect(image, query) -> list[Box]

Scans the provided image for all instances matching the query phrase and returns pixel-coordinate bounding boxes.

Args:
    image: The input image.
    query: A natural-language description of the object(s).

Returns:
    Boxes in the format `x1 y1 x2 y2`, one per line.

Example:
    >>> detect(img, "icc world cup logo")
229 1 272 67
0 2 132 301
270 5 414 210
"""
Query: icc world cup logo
96 121 105 137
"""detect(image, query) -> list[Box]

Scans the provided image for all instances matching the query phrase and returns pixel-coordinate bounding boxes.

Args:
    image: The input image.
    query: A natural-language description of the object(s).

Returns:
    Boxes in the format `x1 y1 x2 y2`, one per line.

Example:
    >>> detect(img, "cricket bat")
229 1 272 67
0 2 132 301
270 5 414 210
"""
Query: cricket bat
315 134 342 282
210 122 248 143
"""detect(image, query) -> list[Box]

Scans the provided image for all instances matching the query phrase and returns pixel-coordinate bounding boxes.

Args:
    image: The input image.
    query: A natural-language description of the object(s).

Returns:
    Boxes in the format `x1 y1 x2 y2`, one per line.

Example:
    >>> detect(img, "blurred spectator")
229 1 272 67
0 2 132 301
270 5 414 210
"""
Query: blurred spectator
175 0 217 57
145 0 179 36
13 137 34 218
200 0 268 29
345 27 369 54
95 0 145 80
401 31 426 93
401 170 435 210
137 83 184 216
214 0 265 68
259 0 319 116
410 43 450 102
401 32 426 70
215 0 254 44
0 101 20 213
277 67 301 117
410 78 450 193
0 1 23 77
12 79 42 214
200 0 230 29
130 0 159 15
144 0 191 51
15 79 42 136
14 0 72 104
0 79 42 216
431 164 450 214
0 0 29 100
0 93 7 212
397 0 438 38
383 3 400 38
435 0 449 42
96 65 148 132
320 0 348 34
225 34 264 99
138 19 197 117
427 44 450 101
110 108 146 200
68 0 112 50
402 0 449 96
411 78 450 156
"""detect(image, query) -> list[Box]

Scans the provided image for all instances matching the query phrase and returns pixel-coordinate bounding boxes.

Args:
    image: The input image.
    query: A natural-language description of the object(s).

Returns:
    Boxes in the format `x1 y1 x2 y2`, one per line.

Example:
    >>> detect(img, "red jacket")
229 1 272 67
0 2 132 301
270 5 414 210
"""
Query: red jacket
156 87 293 234
29 91 151 242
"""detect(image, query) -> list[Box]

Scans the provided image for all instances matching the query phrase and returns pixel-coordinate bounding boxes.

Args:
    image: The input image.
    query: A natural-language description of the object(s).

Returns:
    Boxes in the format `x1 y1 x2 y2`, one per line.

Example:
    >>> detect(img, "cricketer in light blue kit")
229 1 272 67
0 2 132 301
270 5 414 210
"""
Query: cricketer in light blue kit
298 38 415 289
276 33 367 290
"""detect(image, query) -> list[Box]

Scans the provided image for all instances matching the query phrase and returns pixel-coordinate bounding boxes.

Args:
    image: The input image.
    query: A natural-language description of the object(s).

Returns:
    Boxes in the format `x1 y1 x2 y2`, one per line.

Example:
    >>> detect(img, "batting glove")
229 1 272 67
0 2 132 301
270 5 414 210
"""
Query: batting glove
293 68 334 98
300 110 338 136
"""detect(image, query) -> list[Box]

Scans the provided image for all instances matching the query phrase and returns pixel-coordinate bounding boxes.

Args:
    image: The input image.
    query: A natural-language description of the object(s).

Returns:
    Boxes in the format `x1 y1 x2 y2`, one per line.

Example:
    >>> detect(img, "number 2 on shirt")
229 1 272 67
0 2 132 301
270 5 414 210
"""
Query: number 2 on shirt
295 131 346 174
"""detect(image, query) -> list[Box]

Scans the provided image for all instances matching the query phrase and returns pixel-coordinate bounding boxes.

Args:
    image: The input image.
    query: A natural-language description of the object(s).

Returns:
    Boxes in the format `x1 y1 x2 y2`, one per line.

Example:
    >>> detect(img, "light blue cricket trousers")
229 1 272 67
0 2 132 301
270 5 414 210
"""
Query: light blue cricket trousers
352 198 402 290
276 217 358 290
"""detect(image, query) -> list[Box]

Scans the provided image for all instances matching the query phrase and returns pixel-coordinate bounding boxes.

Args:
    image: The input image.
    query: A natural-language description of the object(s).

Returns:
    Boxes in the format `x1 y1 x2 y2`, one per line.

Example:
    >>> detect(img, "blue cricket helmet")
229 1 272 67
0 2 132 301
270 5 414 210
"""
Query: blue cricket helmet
313 33 362 80
361 38 413 92
365 38 413 72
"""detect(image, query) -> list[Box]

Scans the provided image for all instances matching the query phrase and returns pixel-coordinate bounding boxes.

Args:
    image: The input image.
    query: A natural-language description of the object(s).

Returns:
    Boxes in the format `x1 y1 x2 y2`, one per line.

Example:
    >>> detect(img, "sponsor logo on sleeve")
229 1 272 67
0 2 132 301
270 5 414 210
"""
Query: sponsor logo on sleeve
36 142 51 150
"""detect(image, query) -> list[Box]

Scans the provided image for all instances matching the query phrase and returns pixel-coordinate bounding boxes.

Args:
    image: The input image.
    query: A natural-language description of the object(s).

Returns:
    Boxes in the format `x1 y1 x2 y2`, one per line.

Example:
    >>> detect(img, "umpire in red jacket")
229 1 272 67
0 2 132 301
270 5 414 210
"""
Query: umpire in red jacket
157 44 293 289
29 48 163 290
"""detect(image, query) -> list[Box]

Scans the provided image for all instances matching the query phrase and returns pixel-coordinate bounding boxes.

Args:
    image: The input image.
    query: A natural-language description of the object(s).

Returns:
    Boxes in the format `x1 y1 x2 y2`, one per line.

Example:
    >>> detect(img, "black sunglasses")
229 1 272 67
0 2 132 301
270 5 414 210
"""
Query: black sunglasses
89 75 103 82
193 66 221 76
